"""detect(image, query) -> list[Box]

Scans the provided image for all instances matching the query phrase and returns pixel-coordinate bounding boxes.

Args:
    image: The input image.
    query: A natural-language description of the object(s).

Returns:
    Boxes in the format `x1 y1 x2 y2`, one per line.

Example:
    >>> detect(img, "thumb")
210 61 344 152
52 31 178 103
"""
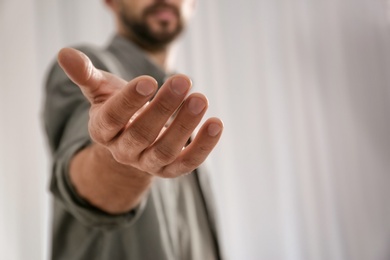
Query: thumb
57 48 100 86
57 48 105 103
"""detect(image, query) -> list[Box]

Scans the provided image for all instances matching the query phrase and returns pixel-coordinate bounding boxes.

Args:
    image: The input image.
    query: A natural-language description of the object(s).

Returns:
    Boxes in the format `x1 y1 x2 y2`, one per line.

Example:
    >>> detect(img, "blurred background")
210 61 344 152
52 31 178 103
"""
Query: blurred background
1 0 390 259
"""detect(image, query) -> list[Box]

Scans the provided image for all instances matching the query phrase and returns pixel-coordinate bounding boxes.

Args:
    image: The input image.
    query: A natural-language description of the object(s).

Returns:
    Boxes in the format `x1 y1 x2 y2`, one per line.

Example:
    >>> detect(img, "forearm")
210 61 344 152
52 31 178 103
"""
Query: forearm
69 143 153 215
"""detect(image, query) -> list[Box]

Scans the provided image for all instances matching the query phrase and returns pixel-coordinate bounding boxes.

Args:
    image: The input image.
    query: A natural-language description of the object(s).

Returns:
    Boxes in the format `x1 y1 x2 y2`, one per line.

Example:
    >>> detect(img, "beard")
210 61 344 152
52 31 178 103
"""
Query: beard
119 2 184 51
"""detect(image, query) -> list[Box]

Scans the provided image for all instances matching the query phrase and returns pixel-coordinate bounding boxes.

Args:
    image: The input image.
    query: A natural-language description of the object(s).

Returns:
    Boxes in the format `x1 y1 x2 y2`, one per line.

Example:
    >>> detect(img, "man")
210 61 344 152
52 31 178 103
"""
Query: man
43 0 223 259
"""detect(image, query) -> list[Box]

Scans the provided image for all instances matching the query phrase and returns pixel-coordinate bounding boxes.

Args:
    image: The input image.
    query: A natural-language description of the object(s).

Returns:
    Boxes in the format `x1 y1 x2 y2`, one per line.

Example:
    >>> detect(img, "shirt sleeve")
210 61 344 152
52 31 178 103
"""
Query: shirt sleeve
43 49 148 230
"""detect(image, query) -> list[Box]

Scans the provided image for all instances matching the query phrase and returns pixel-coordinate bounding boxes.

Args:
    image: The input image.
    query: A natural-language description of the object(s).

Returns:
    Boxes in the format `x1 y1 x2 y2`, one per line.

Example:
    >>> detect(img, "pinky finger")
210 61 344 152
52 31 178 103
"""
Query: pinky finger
159 117 223 178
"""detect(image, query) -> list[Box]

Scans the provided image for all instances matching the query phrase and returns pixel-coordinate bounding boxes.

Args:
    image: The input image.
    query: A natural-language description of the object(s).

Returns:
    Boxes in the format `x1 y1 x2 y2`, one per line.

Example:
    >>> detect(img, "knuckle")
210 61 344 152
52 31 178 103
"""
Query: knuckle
176 122 193 135
88 120 109 144
155 100 175 116
121 94 139 111
90 80 108 104
111 149 130 165
194 140 214 155
159 169 178 179
198 143 212 153
95 118 116 142
104 108 124 127
126 124 153 147
88 112 121 144
111 139 139 165
151 145 176 165
181 157 201 171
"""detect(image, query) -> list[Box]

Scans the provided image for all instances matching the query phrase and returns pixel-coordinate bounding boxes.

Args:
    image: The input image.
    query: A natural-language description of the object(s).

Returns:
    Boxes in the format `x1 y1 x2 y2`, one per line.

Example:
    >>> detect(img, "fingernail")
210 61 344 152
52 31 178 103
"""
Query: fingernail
208 123 222 137
136 80 155 96
188 97 206 115
171 76 190 95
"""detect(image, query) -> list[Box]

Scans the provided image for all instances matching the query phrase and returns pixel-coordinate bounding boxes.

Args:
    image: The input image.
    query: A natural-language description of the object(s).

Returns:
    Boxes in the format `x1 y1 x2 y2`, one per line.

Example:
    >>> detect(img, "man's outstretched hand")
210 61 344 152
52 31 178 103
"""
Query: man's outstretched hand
58 47 223 177
57 48 223 213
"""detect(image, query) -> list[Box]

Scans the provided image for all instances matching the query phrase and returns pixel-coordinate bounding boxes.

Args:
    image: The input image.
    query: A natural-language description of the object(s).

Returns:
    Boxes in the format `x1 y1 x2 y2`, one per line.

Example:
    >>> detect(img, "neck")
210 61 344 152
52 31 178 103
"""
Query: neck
145 47 170 72
117 27 173 72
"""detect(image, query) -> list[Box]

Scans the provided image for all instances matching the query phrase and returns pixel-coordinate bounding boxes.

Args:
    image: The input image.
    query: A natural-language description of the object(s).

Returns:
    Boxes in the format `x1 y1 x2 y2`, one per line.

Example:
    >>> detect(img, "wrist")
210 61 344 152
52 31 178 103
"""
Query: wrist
69 143 153 214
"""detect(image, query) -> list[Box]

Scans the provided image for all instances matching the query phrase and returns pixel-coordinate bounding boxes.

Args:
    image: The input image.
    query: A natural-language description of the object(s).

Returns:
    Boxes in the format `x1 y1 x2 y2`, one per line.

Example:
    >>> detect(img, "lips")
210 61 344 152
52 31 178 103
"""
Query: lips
153 8 176 21
145 4 179 22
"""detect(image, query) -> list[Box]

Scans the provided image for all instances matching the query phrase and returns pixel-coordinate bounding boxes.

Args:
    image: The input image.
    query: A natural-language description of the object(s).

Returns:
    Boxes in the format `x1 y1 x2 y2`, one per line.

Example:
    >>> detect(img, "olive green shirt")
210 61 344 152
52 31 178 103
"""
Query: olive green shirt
43 35 221 260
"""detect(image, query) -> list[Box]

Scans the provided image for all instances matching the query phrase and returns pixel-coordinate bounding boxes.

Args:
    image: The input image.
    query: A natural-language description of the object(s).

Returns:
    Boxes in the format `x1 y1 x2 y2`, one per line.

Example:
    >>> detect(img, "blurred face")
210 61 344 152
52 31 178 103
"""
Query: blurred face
116 0 195 51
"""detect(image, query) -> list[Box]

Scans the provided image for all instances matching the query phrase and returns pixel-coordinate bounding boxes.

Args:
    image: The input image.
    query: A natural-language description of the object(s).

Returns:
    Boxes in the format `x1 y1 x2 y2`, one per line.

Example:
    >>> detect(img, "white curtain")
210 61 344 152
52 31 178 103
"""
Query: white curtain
1 0 389 259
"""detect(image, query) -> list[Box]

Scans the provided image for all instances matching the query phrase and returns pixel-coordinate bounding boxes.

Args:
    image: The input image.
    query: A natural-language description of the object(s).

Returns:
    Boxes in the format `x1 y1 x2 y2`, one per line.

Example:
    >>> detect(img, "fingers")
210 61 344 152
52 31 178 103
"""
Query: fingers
115 75 192 158
58 53 223 177
139 93 208 173
90 76 158 143
57 48 126 104
105 74 223 177
158 118 224 178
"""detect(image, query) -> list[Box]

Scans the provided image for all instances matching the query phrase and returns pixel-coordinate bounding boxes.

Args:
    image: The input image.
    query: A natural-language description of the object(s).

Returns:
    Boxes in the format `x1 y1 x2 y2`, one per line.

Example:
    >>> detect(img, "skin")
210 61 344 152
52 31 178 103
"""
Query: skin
58 0 223 214
109 0 195 66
